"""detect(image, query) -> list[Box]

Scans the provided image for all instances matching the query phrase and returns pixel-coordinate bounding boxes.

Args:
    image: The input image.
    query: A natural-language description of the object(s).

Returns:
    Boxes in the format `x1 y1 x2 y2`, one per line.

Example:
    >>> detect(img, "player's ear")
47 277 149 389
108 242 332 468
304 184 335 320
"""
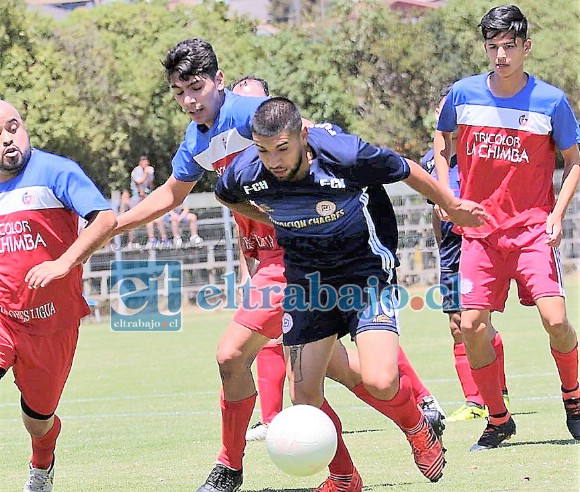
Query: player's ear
215 70 225 91
523 39 532 54
300 126 308 145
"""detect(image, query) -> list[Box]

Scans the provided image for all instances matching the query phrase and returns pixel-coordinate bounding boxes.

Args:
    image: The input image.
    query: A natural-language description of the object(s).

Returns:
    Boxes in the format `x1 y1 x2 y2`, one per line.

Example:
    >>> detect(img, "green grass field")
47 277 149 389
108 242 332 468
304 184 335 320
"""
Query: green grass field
1 279 579 491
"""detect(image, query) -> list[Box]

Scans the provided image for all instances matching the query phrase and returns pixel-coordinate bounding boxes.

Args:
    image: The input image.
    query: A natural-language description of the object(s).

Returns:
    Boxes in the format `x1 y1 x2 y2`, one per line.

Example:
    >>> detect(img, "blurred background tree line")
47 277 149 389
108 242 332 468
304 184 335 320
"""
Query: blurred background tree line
1 0 578 194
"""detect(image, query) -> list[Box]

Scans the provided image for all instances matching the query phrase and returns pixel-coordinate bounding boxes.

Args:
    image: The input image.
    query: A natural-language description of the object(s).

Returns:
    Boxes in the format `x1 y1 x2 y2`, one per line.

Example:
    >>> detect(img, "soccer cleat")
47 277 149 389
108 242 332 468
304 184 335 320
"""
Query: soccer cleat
446 402 488 422
470 416 516 451
23 459 55 492
245 421 269 441
196 464 243 492
563 394 580 440
405 416 446 483
313 467 363 492
420 396 446 439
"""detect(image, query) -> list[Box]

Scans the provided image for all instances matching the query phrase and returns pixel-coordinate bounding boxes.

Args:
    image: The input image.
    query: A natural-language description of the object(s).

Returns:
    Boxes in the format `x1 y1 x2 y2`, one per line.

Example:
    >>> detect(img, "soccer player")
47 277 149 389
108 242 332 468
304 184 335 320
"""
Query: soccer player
115 40 448 491
216 97 488 488
0 100 116 492
434 4 580 450
423 88 510 421
233 75 447 443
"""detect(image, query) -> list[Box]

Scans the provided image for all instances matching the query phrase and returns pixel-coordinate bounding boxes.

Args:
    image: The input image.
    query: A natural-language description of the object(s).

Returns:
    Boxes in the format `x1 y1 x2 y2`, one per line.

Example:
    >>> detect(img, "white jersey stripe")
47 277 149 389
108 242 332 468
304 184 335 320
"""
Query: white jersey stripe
552 247 566 297
456 104 552 135
193 129 254 171
0 185 64 215
359 189 395 281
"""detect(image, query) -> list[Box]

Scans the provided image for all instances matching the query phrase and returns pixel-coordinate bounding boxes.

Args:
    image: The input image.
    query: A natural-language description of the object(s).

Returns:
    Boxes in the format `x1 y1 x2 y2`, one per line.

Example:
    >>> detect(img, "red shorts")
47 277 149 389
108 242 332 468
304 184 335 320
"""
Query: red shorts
233 255 286 339
460 222 564 312
0 323 79 417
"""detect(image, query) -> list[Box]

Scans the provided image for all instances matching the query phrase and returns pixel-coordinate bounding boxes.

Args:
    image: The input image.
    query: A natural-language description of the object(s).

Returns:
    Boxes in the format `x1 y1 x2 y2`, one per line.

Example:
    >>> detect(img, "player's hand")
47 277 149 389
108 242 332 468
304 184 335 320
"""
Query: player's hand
25 259 72 289
434 204 450 221
545 213 563 247
447 199 488 227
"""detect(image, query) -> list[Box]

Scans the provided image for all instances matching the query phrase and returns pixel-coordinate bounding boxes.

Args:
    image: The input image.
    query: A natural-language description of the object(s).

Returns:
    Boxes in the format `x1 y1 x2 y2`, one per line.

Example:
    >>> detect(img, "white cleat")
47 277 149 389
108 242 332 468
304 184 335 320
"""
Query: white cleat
23 459 55 492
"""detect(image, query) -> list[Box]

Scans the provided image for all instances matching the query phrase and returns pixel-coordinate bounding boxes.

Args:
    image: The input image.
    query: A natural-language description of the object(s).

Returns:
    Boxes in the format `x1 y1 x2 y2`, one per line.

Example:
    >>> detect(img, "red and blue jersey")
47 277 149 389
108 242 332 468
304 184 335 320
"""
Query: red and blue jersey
437 73 580 238
172 90 279 260
0 149 111 335
216 125 409 285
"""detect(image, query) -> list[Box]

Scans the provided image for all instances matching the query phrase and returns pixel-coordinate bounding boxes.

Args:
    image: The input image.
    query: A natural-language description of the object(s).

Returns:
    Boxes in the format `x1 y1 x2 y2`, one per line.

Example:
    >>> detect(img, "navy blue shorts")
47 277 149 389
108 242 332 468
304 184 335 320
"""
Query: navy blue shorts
439 221 462 313
281 275 400 346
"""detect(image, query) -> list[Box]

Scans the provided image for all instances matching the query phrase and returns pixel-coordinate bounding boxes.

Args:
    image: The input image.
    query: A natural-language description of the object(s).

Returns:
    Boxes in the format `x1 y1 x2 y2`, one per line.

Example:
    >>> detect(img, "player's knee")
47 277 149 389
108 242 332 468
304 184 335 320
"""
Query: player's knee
21 397 54 437
541 314 569 335
362 373 398 400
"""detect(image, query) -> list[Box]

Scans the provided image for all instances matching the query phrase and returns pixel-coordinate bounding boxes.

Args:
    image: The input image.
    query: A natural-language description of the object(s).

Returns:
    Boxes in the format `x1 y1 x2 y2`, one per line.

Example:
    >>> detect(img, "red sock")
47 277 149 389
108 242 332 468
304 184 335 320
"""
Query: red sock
256 344 285 424
352 375 422 430
217 393 256 470
320 399 354 476
491 333 508 393
398 347 429 402
471 359 507 417
453 343 484 406
551 343 579 393
31 415 61 469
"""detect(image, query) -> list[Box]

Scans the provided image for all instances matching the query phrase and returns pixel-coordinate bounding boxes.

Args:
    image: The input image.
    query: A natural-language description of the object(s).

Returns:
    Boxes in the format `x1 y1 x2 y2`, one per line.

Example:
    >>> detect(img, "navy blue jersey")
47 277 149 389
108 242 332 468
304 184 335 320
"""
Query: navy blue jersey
216 125 410 284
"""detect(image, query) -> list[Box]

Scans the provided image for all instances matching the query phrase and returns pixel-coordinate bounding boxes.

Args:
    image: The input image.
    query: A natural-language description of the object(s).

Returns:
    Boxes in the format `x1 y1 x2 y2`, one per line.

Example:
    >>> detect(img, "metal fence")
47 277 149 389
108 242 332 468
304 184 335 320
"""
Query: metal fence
84 175 579 307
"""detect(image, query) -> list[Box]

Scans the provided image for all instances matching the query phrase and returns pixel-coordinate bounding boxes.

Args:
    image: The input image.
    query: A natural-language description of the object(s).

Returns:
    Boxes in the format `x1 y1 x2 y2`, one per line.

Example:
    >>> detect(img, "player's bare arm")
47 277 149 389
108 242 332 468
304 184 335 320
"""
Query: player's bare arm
433 130 454 220
546 144 580 246
215 195 272 225
403 159 488 228
25 209 117 289
115 175 195 234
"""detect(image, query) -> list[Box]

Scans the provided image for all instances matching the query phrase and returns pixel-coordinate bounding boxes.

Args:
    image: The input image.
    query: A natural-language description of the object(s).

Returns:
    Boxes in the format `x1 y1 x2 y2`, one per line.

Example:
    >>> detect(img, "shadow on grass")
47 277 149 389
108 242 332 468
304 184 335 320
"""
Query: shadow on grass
248 485 413 492
249 489 311 492
342 428 383 435
501 437 578 447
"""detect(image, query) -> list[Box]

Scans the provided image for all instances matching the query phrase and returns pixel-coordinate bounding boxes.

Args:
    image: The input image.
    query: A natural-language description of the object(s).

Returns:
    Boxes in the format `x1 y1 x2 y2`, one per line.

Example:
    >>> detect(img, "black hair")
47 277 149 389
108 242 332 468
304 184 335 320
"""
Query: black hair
479 4 528 41
162 38 219 83
250 97 302 137
230 75 270 96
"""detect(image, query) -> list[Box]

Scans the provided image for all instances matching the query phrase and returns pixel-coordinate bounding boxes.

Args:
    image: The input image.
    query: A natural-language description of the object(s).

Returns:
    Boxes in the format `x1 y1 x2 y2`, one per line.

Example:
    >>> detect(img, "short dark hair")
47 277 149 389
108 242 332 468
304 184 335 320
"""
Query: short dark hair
162 38 219 83
479 5 528 41
139 155 149 161
250 97 302 137
230 75 270 96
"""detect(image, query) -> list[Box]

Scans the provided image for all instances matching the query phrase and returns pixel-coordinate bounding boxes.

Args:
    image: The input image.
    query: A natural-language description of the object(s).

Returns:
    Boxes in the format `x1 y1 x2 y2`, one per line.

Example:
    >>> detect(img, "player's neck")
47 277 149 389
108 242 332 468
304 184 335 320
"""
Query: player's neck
488 71 528 98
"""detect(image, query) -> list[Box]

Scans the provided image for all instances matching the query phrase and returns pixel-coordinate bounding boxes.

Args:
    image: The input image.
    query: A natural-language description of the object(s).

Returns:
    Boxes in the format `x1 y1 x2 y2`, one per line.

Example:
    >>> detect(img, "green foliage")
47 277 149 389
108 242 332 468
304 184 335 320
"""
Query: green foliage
0 0 577 194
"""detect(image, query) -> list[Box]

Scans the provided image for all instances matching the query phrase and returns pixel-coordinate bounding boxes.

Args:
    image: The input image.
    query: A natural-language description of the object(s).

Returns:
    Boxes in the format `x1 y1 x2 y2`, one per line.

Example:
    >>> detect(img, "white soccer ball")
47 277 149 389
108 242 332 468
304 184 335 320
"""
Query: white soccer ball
265 404 338 477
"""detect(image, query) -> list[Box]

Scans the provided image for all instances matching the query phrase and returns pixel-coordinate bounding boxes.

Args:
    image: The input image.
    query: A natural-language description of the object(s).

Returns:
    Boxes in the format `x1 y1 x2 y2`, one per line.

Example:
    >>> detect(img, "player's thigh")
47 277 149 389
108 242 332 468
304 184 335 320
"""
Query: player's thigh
233 258 286 340
0 325 16 379
351 290 400 391
460 237 510 312
14 324 79 417
284 334 337 405
216 321 270 366
514 225 565 303
355 329 400 393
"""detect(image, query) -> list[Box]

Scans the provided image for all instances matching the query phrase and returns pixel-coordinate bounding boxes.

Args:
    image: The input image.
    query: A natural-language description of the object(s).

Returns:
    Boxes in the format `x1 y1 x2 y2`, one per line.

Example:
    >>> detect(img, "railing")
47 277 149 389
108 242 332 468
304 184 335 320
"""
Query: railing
84 177 579 307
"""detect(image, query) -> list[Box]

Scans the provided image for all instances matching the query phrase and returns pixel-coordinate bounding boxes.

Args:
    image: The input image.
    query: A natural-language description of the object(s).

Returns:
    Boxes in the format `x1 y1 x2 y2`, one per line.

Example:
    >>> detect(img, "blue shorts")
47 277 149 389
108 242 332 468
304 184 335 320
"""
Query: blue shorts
439 221 462 313
281 275 400 346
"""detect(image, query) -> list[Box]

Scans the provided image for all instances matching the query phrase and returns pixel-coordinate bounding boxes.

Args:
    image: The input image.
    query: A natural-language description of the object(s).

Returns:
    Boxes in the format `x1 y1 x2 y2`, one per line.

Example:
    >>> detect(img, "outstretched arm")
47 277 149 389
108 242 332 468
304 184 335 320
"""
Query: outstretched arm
25 210 117 289
115 175 195 235
403 159 487 228
215 195 272 225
